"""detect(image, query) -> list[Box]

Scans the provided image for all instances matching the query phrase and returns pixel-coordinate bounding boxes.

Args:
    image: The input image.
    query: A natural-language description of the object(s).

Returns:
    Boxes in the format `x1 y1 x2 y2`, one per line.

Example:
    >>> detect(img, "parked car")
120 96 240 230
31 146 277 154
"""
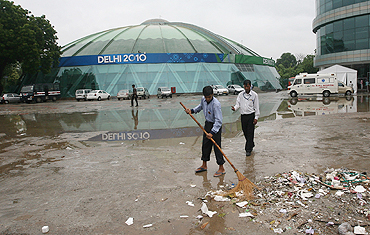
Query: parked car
117 89 130 100
211 85 229 95
136 87 150 99
1 93 21 104
20 83 60 103
157 87 172 98
86 90 111 101
75 89 92 101
338 82 354 96
227 85 244 95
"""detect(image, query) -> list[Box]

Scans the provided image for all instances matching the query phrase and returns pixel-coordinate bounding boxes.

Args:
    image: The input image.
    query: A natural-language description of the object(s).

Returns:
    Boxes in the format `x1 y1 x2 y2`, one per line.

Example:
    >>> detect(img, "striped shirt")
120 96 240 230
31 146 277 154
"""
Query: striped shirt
191 97 222 135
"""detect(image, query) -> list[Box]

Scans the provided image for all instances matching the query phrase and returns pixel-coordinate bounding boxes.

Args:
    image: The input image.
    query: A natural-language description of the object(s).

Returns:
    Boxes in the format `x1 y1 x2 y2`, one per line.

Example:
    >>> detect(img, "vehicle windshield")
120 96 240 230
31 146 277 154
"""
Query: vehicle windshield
234 85 242 88
215 85 225 89
162 88 170 91
76 90 84 94
137 88 144 91
89 90 98 94
119 90 128 93
21 86 33 92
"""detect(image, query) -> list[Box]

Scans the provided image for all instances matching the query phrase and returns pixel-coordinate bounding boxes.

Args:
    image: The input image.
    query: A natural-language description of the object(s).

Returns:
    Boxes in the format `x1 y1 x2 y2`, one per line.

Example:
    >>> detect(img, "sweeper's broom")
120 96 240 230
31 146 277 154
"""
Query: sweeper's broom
180 102 259 200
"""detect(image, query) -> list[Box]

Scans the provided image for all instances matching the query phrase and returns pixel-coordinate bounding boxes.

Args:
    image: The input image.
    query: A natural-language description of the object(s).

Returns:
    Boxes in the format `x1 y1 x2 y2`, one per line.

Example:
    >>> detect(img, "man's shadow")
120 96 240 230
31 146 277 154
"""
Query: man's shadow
195 171 225 191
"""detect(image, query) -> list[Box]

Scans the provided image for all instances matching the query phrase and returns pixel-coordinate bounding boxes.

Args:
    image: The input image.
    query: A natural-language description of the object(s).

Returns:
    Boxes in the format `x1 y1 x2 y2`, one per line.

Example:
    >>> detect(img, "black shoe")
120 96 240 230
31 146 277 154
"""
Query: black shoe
135 105 138 107
246 151 251 156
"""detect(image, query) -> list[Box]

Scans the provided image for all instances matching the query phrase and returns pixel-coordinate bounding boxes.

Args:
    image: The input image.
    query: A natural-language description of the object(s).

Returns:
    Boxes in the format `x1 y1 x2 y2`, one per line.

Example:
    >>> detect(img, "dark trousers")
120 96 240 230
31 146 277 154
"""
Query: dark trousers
241 113 255 152
131 95 138 106
202 121 225 165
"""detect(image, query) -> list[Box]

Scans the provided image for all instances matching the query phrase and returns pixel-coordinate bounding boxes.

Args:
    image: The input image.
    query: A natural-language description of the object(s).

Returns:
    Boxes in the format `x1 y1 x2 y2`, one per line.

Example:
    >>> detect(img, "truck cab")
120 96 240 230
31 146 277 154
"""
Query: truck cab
20 83 60 103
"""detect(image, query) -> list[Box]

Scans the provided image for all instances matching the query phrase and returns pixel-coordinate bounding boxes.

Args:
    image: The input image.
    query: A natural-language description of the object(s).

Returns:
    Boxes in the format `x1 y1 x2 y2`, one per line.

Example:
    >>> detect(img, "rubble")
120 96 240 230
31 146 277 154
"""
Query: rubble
203 168 370 234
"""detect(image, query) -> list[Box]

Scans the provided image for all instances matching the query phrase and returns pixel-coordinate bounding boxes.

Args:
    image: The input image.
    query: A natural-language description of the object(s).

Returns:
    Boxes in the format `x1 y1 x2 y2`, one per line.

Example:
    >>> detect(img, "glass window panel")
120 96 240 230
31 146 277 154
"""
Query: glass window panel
325 1 333 11
344 40 355 51
333 0 342 9
334 31 343 40
356 38 368 50
62 32 107 56
344 18 355 30
343 0 355 6
355 15 368 28
326 23 333 34
343 29 355 41
334 21 343 32
355 26 368 39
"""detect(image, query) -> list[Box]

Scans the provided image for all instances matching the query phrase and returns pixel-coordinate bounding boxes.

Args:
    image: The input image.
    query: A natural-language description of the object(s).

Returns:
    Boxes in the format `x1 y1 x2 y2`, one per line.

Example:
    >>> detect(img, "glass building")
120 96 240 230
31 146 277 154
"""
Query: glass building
20 19 281 97
313 0 370 86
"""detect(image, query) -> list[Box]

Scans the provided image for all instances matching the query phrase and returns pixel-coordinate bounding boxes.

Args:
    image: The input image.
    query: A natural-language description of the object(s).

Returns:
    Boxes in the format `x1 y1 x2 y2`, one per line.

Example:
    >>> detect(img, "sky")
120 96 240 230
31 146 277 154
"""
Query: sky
12 0 317 61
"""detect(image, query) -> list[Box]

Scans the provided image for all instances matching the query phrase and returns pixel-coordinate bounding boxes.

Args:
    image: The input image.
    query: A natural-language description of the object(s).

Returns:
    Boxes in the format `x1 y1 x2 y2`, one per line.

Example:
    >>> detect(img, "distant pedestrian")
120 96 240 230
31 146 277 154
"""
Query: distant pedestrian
231 79 260 156
185 86 225 177
131 84 138 107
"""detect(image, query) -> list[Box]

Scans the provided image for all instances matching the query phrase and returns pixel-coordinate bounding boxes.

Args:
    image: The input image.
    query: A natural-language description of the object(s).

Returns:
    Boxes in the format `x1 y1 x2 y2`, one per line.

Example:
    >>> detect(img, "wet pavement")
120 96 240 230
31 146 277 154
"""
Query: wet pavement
0 92 370 234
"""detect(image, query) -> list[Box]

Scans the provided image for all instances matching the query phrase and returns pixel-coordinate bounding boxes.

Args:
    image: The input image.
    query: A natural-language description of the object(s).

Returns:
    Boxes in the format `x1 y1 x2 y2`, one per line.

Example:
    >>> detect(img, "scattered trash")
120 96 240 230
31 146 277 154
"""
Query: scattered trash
125 217 133 226
200 222 209 229
236 201 248 208
179 142 185 145
186 201 194 207
201 202 217 218
190 184 196 188
66 147 72 150
41 226 49 233
196 215 203 220
239 212 254 218
338 222 353 235
143 224 152 228
202 168 370 234
354 225 367 234
180 215 189 218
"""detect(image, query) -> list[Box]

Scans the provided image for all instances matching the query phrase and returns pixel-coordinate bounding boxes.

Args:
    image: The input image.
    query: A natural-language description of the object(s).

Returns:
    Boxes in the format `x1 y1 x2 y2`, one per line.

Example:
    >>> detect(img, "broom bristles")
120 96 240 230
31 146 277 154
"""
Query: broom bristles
223 170 260 200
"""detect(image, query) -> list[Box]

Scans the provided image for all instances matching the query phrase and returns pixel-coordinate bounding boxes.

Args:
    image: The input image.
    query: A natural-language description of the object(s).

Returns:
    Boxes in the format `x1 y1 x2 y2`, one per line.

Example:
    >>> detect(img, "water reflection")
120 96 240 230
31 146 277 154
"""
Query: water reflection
286 96 356 117
0 95 369 140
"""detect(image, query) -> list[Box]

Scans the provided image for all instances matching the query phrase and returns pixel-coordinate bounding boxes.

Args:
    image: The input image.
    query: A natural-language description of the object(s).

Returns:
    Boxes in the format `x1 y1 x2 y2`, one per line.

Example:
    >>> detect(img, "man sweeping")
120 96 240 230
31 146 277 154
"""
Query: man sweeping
184 86 225 177
231 79 260 156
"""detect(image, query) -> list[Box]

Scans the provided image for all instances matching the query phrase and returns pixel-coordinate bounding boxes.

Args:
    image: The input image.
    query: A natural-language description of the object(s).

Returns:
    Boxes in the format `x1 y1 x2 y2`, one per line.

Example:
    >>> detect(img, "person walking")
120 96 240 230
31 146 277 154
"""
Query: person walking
185 86 225 177
131 84 138 107
231 79 260 156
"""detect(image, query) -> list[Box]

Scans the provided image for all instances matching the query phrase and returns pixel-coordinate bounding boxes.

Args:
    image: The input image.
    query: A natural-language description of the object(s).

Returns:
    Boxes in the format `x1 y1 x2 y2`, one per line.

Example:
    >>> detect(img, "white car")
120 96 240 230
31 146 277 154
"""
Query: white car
87 90 111 101
75 89 92 101
211 85 229 95
117 89 130 100
157 87 172 98
227 85 244 95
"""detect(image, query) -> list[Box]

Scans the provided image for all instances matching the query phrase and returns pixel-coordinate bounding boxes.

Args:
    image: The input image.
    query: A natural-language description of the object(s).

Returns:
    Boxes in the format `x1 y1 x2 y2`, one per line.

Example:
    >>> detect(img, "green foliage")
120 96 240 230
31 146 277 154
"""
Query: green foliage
275 52 318 88
0 0 61 93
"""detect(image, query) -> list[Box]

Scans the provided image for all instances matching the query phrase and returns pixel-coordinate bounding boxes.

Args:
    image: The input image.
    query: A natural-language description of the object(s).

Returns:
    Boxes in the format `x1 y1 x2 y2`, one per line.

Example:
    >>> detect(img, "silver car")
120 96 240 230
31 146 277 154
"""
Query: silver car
117 89 130 100
1 93 21 104
75 89 92 101
211 85 229 95
227 84 244 95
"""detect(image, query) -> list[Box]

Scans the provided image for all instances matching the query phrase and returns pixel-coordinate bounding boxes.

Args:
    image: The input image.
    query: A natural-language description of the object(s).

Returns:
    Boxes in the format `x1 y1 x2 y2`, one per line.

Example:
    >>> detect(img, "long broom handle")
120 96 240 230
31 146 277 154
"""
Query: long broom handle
180 102 238 172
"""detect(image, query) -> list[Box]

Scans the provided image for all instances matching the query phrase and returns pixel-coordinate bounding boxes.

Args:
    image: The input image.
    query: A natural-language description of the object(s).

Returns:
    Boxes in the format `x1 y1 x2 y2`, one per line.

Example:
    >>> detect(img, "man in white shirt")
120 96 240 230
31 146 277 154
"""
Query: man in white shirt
231 80 260 156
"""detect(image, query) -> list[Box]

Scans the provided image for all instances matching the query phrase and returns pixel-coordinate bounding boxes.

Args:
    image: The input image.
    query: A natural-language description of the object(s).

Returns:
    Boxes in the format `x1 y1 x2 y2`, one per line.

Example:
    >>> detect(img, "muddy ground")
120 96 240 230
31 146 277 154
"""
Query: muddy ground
0 93 369 234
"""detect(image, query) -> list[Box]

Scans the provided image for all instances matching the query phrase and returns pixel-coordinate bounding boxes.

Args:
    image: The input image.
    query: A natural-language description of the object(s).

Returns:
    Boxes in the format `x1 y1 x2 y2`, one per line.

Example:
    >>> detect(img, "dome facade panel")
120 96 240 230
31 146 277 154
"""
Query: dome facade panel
101 26 142 54
132 25 165 53
177 27 222 53
62 32 108 56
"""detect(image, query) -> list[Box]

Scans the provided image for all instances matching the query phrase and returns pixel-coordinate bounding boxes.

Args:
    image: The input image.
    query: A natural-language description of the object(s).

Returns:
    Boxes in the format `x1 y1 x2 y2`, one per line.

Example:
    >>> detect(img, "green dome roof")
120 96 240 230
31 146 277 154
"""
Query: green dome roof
61 19 260 57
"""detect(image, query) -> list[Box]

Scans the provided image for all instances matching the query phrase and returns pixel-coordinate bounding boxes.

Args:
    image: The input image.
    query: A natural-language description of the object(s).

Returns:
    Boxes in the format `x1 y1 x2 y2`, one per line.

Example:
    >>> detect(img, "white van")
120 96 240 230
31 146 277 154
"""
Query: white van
288 73 339 97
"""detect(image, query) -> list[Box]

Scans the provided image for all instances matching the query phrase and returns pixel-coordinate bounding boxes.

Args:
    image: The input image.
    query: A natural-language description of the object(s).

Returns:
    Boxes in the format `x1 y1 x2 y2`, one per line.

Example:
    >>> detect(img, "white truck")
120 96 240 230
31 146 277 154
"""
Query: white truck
288 73 353 97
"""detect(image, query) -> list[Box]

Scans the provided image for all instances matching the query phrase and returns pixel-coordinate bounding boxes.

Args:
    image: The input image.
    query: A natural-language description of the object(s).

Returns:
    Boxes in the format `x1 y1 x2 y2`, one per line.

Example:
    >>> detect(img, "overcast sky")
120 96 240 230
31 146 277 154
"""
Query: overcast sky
12 0 316 61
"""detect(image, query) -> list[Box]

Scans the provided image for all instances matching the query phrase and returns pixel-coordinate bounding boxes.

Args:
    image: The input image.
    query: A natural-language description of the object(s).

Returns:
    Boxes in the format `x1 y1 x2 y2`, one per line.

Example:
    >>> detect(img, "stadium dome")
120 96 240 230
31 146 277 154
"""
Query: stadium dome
21 19 281 97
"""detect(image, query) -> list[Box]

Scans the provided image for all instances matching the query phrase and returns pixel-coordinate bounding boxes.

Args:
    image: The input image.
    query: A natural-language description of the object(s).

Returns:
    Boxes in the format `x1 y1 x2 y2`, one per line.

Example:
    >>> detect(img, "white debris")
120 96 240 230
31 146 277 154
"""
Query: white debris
239 212 254 217
335 191 345 196
190 184 196 188
354 225 367 234
196 215 203 219
143 224 152 228
273 228 283 233
201 202 217 217
125 217 133 226
236 201 248 208
213 195 230 202
354 185 366 193
42 226 49 233
179 142 185 145
180 215 189 218
186 201 194 207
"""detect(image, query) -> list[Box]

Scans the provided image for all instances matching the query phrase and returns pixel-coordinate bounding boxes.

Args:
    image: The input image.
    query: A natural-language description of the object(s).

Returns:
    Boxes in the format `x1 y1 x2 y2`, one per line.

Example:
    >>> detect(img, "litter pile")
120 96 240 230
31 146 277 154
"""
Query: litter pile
202 168 370 234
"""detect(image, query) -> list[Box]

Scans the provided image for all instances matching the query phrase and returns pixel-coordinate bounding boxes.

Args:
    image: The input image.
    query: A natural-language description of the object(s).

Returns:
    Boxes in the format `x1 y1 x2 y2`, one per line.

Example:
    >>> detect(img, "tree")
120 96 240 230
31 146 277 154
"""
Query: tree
276 52 297 68
0 0 61 94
